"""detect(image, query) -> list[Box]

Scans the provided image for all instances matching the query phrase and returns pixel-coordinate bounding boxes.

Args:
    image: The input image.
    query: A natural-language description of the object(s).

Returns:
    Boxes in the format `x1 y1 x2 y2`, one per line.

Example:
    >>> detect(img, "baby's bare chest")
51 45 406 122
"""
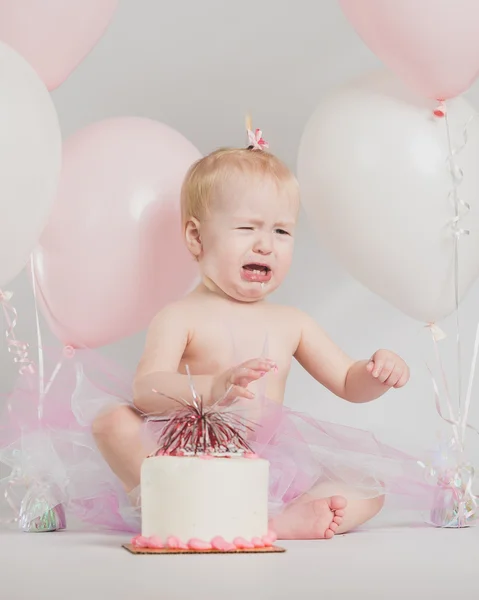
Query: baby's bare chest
181 309 299 375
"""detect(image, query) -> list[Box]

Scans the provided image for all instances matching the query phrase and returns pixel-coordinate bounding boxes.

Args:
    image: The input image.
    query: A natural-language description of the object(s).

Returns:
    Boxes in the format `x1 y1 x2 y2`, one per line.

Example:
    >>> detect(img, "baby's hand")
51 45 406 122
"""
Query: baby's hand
211 358 277 404
366 350 409 389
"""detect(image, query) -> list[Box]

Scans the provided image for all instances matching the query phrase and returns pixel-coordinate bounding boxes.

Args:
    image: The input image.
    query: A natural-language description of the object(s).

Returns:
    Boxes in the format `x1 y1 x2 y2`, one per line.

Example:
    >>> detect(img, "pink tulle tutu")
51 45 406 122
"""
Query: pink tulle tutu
247 399 436 514
0 347 140 532
0 346 436 533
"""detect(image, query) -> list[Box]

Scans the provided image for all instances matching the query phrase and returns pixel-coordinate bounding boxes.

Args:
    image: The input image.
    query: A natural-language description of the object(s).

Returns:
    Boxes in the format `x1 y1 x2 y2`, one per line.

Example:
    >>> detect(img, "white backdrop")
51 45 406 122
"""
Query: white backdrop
2 0 479 460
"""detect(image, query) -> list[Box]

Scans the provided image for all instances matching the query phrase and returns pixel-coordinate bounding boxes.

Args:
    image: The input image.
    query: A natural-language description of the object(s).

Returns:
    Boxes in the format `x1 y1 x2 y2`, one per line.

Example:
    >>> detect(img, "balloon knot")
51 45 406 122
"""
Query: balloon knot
433 100 446 118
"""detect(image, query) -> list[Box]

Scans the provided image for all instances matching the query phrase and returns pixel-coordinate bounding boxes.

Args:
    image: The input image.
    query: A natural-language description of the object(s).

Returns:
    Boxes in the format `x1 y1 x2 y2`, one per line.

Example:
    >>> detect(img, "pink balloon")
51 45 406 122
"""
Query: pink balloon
338 0 479 99
0 0 118 90
32 117 200 349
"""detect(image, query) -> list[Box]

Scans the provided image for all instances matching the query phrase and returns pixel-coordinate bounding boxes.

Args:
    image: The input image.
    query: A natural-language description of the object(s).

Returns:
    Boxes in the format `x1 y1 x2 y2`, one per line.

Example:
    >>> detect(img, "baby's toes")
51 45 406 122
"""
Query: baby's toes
334 509 345 518
324 528 335 540
329 521 339 532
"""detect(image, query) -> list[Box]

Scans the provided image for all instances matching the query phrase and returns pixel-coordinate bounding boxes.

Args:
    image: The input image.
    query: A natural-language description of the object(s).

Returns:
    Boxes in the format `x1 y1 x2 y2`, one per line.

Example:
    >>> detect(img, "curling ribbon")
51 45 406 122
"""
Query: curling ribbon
421 106 479 527
427 106 478 441
0 290 35 376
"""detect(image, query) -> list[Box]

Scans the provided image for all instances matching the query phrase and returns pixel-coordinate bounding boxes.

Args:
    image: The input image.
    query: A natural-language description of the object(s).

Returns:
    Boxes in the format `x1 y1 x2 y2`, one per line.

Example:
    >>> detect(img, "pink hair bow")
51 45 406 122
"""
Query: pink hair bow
247 128 269 150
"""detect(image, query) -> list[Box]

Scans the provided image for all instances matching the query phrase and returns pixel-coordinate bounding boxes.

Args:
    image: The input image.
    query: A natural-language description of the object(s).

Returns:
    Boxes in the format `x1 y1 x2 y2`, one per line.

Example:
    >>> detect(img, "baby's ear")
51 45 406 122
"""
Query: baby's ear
184 217 202 258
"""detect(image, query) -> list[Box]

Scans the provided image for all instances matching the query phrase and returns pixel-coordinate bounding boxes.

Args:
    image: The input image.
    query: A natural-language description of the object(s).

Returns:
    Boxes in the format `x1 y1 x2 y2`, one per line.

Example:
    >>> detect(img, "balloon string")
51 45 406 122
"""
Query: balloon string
29 256 45 419
444 107 463 433
29 256 69 420
426 107 478 451
461 322 479 443
428 336 460 445
428 330 479 439
442 105 476 450
30 259 89 351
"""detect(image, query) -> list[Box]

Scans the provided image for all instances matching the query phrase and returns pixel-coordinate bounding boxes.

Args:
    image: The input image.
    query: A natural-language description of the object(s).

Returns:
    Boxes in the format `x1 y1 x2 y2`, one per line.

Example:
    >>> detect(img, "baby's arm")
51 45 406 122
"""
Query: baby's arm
133 304 273 416
133 304 213 416
292 310 408 403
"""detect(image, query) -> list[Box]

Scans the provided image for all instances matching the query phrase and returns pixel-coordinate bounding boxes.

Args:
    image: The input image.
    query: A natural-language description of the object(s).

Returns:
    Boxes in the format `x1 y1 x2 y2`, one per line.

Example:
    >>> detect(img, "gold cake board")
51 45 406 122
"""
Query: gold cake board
123 543 286 555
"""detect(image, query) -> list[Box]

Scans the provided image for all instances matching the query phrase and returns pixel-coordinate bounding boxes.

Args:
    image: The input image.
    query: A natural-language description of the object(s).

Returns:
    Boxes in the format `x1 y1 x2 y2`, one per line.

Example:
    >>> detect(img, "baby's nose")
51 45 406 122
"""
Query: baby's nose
253 238 273 254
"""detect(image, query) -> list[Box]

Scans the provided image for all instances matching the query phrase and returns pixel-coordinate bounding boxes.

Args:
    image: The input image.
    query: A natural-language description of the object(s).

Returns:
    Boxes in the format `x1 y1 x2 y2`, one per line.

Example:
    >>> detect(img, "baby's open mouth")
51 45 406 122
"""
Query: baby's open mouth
241 263 272 283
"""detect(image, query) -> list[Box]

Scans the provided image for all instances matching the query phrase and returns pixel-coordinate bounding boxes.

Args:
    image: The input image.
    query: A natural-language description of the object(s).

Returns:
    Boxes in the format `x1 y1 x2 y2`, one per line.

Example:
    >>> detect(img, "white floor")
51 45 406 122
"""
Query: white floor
0 514 477 600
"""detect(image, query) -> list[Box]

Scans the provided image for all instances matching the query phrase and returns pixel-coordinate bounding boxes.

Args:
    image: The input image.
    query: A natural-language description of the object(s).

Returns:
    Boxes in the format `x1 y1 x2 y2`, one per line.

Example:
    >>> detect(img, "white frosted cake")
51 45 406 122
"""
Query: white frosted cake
132 454 274 551
130 374 277 552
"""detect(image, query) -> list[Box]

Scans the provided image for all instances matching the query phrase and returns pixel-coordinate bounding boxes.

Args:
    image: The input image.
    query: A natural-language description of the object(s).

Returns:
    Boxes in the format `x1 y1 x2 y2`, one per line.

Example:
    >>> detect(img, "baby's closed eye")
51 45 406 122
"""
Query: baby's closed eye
235 226 290 235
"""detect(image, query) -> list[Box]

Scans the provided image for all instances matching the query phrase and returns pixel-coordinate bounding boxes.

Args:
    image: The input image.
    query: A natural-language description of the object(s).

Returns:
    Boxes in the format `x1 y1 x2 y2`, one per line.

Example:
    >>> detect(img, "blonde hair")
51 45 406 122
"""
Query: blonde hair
180 147 299 228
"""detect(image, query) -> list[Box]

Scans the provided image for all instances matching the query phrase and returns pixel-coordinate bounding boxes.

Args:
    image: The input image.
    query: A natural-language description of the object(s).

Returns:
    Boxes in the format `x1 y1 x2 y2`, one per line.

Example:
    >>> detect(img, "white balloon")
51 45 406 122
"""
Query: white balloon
0 41 61 288
297 70 479 323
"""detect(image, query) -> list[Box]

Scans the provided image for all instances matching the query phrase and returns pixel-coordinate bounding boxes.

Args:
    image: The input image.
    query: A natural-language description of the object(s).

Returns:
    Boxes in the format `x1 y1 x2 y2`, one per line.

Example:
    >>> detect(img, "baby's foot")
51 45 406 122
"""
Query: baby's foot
271 495 347 540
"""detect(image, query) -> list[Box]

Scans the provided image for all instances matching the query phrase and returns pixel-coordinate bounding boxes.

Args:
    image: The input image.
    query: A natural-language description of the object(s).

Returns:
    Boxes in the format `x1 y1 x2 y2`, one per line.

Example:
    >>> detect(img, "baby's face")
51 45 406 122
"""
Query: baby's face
198 176 299 302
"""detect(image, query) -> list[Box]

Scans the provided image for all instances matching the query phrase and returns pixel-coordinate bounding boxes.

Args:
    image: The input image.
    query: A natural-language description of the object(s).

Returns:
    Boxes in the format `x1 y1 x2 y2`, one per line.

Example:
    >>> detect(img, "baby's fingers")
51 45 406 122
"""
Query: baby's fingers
240 358 277 373
384 367 402 388
377 361 394 383
394 369 409 389
370 359 383 379
231 367 268 388
225 384 255 402
370 359 393 383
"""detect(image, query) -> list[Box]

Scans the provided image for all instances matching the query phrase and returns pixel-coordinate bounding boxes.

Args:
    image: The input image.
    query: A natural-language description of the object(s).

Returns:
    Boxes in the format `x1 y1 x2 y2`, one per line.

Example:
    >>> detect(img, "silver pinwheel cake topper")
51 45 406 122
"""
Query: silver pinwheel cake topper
151 366 256 457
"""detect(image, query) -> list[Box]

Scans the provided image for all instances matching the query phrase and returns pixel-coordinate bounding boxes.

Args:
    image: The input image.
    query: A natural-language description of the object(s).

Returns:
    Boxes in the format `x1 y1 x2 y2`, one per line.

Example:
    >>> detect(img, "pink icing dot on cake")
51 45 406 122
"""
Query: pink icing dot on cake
244 452 258 459
233 537 254 549
147 536 164 549
188 539 213 550
131 535 149 548
211 536 236 551
166 536 181 549
252 537 265 548
262 535 274 546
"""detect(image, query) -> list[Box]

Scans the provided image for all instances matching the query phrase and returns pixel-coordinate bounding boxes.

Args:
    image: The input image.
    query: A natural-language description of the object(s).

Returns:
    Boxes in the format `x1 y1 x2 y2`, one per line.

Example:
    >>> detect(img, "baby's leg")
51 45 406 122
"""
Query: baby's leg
92 405 153 493
271 481 384 540
334 495 384 535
